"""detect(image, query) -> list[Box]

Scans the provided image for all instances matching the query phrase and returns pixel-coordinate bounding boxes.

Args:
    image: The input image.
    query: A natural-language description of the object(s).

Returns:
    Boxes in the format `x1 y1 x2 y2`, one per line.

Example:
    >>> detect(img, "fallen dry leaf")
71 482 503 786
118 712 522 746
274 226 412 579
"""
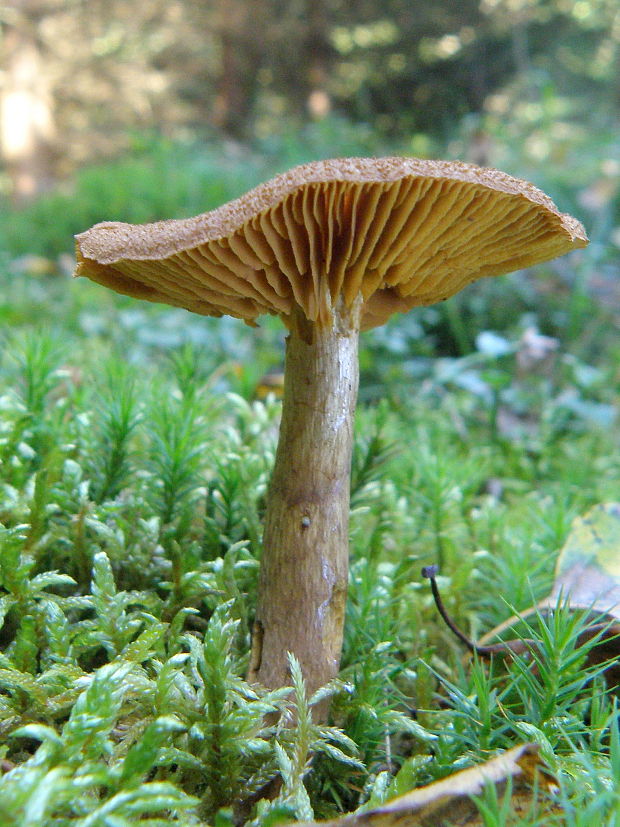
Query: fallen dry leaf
477 503 620 680
422 504 620 682
544 502 620 617
480 502 620 632
296 744 554 827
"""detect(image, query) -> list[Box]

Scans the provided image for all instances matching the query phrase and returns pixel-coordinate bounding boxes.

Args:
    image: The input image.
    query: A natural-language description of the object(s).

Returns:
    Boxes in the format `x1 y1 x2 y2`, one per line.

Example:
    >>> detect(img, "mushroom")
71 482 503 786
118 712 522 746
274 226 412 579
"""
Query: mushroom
74 157 588 709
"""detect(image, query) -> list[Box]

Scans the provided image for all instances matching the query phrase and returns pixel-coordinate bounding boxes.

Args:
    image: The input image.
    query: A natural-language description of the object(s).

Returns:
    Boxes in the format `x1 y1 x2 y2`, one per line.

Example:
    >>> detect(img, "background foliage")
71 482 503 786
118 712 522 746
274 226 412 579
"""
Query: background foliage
1 0 619 201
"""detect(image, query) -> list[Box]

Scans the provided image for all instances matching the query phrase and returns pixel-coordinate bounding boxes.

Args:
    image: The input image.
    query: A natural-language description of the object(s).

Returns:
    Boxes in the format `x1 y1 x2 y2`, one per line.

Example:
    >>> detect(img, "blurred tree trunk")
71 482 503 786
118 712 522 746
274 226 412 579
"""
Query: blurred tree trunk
1 13 57 204
305 0 332 119
216 28 253 136
211 0 265 138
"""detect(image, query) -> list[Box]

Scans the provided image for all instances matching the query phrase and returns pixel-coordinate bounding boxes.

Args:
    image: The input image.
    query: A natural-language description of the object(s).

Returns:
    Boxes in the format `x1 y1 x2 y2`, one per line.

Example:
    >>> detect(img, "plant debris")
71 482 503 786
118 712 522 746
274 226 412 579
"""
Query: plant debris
295 744 555 827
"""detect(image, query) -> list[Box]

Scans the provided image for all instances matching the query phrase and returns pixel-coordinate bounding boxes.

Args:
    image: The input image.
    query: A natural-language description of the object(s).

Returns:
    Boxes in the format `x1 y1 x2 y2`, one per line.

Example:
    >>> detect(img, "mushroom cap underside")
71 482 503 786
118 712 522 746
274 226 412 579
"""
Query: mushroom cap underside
75 156 588 331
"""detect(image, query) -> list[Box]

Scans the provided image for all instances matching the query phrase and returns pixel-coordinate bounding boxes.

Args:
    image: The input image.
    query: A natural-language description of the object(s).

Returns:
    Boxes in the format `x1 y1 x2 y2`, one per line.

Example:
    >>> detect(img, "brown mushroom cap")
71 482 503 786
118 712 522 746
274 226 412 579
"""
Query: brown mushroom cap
75 157 588 331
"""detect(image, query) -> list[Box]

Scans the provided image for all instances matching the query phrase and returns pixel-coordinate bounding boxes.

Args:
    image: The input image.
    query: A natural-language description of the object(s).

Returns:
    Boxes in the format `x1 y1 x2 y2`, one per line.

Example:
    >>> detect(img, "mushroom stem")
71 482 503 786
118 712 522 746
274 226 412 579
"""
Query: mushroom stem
248 299 361 710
